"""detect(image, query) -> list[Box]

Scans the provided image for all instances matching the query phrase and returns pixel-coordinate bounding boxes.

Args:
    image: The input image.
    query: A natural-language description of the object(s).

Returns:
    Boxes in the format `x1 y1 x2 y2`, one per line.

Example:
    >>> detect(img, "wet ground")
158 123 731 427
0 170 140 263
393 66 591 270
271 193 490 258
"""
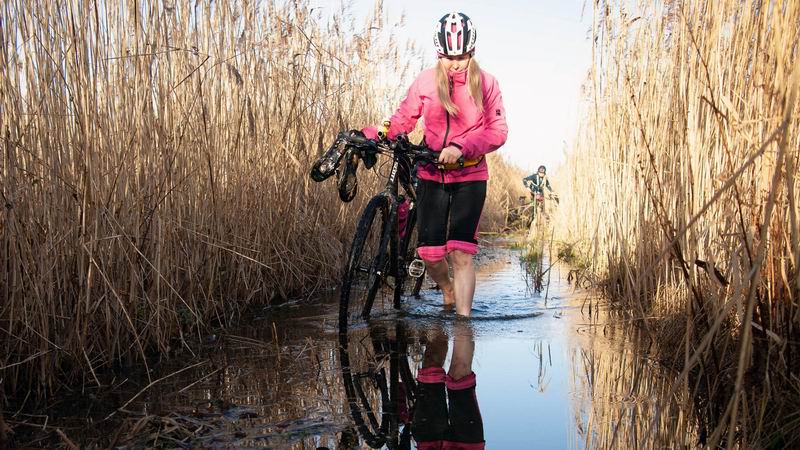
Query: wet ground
9 242 697 449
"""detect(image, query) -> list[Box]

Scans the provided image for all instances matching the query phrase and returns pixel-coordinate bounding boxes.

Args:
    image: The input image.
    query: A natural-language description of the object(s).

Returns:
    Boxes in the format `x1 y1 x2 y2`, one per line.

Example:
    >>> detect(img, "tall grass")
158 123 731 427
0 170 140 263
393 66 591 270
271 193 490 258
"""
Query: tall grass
484 153 529 230
0 0 521 402
0 0 416 398
558 0 799 446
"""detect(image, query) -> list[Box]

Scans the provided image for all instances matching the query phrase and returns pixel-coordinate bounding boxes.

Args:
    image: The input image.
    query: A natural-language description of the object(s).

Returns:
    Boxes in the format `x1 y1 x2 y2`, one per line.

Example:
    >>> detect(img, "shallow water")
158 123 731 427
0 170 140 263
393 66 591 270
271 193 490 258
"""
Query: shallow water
15 245 697 449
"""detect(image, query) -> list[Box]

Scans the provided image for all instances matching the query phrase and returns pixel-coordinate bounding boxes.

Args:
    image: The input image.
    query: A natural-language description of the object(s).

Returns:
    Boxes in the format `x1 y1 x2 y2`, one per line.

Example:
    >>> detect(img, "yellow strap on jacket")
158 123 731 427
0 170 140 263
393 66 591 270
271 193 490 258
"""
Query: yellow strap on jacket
440 156 484 171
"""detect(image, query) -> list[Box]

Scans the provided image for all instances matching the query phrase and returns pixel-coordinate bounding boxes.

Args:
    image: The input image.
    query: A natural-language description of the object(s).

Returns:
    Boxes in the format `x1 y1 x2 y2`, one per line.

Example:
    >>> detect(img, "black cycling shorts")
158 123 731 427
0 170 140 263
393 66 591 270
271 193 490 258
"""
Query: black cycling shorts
416 179 487 262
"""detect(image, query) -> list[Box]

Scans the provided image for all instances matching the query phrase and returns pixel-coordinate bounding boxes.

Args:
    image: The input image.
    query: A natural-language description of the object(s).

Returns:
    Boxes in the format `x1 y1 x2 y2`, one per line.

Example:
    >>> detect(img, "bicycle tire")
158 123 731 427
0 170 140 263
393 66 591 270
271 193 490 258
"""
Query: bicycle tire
339 194 393 334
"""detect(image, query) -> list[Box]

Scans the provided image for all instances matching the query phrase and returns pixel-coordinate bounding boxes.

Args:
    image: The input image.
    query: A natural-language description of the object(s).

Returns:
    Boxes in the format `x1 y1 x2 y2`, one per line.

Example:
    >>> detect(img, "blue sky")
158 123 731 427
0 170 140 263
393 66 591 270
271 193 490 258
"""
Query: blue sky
343 0 594 173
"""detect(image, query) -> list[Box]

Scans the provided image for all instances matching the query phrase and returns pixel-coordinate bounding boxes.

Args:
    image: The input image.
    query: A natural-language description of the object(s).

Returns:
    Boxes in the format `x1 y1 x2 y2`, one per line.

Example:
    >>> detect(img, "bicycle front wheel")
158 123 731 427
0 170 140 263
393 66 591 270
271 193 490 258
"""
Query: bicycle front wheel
340 195 394 334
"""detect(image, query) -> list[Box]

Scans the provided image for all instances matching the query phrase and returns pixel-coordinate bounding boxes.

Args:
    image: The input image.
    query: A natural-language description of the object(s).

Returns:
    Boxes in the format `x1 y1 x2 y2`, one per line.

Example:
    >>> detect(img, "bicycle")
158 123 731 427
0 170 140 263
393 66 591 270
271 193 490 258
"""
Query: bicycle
310 131 467 448
312 131 465 334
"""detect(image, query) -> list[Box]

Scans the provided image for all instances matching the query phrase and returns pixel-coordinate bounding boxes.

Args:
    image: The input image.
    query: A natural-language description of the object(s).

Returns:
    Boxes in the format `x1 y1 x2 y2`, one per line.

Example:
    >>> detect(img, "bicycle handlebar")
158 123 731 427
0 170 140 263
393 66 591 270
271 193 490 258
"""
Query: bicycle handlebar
339 132 464 167
313 131 469 203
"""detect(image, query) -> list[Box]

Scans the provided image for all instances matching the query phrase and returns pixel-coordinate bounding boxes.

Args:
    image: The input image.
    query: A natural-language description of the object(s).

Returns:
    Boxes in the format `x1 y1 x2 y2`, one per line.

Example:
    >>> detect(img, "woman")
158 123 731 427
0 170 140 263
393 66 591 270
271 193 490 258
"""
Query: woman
362 12 508 316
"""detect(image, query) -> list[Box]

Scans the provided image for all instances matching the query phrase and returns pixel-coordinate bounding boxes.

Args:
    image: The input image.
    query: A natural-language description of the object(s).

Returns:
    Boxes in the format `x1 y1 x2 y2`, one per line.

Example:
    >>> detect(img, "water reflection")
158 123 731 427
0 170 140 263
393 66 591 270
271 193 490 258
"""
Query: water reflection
337 319 484 450
11 247 704 449
413 320 484 450
569 311 701 449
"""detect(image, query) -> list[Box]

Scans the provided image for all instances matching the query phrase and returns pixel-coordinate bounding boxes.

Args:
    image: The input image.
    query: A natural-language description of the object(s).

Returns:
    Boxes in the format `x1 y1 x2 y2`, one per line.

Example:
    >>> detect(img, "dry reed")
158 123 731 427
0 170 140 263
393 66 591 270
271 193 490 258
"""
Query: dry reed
0 0 409 398
0 0 405 399
558 0 799 446
483 153 529 230
0 0 521 404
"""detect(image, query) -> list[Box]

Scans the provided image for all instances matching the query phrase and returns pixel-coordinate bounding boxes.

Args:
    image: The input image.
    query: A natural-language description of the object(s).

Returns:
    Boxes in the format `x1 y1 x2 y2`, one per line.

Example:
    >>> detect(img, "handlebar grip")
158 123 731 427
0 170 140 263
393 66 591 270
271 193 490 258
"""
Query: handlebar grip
414 150 439 164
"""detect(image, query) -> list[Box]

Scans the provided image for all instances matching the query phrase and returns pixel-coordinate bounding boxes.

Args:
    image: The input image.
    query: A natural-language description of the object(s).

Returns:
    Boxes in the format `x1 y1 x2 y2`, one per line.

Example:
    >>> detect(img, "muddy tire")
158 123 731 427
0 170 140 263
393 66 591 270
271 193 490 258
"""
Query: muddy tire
336 195 393 447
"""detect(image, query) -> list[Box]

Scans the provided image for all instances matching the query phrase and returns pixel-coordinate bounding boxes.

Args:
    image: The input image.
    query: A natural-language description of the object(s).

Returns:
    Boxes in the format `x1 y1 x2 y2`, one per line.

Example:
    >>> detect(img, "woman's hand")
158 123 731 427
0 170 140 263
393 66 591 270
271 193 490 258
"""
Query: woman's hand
438 145 463 164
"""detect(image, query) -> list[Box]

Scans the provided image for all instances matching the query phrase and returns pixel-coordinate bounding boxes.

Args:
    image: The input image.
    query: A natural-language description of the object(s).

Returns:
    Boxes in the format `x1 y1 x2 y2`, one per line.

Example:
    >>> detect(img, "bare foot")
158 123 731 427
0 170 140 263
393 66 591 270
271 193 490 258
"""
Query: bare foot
442 282 455 306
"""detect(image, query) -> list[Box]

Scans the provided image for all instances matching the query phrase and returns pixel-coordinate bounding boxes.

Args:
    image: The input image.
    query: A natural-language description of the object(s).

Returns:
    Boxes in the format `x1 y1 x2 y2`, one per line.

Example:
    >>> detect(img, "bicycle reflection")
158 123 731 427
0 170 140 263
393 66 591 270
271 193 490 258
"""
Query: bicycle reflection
338 320 485 450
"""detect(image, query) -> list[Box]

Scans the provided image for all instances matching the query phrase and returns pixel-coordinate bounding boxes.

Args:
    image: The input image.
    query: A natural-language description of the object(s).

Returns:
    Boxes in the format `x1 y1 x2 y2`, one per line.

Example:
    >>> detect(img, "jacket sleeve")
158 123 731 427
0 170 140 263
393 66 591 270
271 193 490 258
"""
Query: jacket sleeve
449 76 508 159
362 77 423 140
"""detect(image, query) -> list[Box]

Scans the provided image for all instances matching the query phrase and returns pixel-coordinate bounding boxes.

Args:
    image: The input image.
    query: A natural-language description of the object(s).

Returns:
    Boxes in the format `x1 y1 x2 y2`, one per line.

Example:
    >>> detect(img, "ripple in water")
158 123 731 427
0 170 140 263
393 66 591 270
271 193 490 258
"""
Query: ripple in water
403 258 553 321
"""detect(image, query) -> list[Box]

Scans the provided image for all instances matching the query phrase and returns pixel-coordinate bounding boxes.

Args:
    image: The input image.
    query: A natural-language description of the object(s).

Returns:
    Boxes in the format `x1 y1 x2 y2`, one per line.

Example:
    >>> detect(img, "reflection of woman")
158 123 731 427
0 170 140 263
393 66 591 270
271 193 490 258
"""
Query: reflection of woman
413 321 484 449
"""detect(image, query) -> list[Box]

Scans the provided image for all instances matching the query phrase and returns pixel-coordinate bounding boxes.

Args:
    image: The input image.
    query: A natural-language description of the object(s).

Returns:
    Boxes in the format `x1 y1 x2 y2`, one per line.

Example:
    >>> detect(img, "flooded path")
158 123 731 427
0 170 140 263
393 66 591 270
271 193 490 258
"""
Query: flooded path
20 244 696 449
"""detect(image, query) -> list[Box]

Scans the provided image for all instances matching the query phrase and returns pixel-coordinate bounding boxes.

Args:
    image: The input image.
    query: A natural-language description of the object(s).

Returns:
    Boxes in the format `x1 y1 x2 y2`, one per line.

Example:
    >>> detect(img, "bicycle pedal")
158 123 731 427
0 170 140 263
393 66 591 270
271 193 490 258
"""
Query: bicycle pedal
408 258 425 278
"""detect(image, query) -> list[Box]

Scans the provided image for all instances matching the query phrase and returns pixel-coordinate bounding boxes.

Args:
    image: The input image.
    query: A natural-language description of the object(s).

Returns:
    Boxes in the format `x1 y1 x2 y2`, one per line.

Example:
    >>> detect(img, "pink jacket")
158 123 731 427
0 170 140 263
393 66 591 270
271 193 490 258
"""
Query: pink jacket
363 67 508 183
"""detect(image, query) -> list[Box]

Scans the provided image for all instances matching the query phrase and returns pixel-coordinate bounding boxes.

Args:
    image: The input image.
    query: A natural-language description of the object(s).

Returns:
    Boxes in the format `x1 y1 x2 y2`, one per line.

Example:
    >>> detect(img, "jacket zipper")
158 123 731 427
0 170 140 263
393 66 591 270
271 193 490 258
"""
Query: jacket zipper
439 76 455 184
441 76 454 149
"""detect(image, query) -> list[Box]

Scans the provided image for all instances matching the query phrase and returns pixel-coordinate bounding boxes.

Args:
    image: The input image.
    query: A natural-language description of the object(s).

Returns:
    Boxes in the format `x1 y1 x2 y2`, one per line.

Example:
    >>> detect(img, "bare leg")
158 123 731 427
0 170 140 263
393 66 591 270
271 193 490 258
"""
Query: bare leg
426 259 455 306
449 250 476 316
448 320 475 380
423 326 448 368
446 321 483 445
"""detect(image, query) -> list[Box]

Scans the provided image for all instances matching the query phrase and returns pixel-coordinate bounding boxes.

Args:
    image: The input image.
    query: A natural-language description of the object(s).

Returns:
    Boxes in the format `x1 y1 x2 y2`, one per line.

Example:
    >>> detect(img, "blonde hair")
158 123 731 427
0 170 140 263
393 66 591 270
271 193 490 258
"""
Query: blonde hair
436 58 484 116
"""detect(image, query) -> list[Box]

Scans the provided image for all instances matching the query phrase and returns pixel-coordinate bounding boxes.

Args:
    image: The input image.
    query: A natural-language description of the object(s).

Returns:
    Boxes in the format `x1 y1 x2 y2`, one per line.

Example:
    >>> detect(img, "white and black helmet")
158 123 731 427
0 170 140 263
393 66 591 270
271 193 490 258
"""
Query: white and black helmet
434 12 476 56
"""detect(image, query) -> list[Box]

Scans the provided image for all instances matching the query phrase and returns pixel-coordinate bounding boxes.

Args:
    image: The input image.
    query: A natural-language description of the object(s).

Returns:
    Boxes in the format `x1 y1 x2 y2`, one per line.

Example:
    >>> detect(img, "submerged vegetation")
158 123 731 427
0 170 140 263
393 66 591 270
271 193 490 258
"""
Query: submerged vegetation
558 0 800 446
0 0 523 402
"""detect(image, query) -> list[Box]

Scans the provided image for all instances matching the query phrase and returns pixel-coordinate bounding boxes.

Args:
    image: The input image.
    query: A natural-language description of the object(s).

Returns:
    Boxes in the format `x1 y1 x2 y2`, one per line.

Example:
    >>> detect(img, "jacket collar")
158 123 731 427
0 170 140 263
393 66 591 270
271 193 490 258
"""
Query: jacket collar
448 68 468 86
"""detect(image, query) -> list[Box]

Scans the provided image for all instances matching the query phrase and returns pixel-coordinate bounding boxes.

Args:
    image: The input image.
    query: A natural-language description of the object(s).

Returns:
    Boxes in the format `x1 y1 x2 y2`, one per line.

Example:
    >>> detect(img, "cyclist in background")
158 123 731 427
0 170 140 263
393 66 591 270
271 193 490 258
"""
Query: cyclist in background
523 165 558 222
523 165 555 198
360 12 508 317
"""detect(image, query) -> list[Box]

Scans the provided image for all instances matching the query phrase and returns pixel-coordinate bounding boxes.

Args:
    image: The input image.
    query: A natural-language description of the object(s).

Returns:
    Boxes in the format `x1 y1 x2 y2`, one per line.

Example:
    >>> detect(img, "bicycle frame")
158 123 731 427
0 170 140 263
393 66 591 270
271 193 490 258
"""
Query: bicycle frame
369 143 420 309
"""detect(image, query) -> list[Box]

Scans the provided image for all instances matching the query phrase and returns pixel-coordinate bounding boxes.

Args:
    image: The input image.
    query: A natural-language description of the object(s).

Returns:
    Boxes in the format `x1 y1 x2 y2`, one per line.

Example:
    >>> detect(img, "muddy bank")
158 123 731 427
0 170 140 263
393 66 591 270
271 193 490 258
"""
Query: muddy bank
6 243 697 449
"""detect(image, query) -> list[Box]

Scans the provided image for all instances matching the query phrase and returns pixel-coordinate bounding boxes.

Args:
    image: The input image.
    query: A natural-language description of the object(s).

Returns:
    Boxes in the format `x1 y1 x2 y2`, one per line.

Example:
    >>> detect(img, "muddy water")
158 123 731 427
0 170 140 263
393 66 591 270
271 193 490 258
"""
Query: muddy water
23 245 696 449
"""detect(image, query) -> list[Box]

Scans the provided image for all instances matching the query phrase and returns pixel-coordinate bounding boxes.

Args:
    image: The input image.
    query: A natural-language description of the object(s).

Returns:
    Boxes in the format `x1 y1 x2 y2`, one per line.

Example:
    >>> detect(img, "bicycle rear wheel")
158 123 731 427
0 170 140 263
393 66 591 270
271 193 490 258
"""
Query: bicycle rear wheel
340 195 394 334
